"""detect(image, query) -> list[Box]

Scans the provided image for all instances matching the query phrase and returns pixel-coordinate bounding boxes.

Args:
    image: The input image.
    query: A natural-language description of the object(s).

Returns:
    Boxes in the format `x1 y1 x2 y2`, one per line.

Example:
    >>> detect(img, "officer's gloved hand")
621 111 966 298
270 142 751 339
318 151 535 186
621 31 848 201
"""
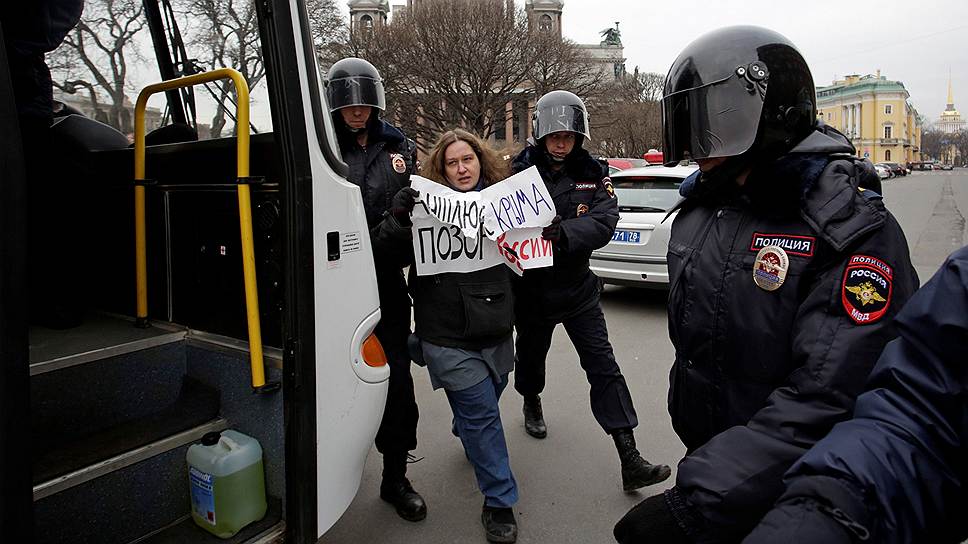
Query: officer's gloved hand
614 492 691 544
542 215 565 245
390 187 419 226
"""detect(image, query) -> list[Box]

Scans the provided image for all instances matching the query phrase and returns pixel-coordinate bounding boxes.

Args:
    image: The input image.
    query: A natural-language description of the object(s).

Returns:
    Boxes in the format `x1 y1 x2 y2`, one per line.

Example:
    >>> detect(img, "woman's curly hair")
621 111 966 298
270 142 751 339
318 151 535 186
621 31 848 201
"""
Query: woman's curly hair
422 128 510 189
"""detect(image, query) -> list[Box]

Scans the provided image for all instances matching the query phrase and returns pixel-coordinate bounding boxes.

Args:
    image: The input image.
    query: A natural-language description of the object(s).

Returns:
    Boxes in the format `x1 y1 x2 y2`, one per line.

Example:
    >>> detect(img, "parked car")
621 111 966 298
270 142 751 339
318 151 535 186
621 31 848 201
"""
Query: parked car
590 164 699 288
940 163 954 171
878 162 907 177
606 157 649 171
874 163 892 180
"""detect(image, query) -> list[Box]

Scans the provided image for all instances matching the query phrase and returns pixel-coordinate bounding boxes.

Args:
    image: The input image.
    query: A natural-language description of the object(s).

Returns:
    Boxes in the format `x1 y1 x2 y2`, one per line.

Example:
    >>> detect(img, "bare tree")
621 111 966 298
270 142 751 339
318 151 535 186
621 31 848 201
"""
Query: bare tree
50 0 146 132
179 0 265 137
589 68 665 158
306 0 347 50
528 31 610 101
920 129 945 161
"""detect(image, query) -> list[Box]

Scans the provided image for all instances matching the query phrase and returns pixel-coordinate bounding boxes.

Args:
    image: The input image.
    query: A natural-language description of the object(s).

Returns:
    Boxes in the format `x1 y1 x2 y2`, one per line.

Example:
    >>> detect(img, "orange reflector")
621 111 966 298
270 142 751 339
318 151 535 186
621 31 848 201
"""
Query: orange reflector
362 334 388 367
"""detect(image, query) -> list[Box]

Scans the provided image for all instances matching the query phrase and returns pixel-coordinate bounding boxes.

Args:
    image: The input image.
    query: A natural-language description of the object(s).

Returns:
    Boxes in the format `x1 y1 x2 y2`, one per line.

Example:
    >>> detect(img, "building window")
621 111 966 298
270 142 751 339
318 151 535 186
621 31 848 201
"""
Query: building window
885 149 891 161
884 125 892 139
884 104 892 115
539 14 553 32
361 14 373 30
827 113 832 121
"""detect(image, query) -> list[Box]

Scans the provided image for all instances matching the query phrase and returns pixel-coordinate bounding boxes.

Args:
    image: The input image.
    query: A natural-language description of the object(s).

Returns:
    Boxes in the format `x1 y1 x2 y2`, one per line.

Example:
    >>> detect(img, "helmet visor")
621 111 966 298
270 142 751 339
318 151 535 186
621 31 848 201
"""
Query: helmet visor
661 77 764 165
326 77 386 112
534 104 590 140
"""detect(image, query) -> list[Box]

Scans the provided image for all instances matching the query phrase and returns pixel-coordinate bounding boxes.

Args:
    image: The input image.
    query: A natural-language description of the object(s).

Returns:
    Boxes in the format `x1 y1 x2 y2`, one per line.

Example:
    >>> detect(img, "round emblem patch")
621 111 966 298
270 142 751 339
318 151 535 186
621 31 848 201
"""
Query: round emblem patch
576 203 589 216
753 245 789 291
841 255 894 325
391 153 407 174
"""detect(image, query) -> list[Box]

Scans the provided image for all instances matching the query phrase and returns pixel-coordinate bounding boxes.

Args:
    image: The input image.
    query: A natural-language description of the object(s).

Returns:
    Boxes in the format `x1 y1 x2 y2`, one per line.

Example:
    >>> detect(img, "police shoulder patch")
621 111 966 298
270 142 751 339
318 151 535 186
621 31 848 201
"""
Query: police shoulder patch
603 177 615 198
841 254 894 325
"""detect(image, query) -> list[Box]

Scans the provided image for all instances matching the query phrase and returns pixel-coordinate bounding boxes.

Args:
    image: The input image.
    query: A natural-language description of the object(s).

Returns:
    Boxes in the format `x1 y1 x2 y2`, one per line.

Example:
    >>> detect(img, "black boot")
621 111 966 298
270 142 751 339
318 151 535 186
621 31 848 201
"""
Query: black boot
522 395 547 439
380 453 427 521
612 429 672 492
482 504 517 543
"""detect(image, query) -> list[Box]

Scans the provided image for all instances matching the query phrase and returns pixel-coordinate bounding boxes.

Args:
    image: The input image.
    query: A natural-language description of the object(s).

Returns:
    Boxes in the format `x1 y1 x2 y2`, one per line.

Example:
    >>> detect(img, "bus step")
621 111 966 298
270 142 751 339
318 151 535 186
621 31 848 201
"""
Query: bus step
32 416 229 544
33 374 221 489
132 497 284 544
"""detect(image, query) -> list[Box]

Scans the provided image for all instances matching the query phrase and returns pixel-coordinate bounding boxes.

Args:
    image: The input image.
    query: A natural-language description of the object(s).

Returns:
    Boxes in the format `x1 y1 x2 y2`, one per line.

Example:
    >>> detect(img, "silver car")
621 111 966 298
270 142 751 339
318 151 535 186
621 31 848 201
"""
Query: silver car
591 165 699 288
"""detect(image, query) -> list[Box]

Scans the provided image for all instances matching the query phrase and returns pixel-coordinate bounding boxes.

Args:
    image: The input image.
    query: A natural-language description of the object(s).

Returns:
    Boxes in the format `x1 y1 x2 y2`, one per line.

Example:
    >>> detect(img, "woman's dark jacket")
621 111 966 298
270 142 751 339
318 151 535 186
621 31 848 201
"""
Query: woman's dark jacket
408 264 514 351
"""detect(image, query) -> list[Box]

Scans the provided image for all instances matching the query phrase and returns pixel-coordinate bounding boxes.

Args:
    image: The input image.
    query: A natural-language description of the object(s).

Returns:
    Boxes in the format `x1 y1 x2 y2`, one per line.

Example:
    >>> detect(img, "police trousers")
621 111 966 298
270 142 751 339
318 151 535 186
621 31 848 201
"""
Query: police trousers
513 302 638 434
374 313 419 470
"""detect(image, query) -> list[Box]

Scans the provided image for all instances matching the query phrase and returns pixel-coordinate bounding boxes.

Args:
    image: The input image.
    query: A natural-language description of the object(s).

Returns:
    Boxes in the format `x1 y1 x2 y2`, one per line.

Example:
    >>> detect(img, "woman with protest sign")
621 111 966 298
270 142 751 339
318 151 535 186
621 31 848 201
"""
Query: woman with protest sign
511 90 671 492
406 129 520 543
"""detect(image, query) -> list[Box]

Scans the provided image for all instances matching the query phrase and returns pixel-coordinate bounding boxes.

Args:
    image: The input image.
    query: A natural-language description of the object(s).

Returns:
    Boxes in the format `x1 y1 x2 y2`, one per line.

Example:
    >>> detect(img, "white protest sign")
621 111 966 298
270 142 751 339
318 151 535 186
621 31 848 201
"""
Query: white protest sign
480 166 556 240
410 192 504 276
407 169 555 276
496 227 554 273
410 176 483 239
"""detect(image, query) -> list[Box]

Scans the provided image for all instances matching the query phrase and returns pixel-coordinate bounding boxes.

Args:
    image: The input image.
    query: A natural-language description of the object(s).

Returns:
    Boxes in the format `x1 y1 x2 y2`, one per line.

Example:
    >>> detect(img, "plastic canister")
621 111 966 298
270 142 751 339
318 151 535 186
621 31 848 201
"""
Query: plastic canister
187 430 268 538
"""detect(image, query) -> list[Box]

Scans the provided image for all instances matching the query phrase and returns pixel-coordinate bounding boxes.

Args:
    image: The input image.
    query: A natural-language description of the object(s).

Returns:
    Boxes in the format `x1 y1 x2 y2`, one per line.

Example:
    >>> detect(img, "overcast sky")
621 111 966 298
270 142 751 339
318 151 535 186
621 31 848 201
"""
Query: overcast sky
145 0 967 130
549 0 968 122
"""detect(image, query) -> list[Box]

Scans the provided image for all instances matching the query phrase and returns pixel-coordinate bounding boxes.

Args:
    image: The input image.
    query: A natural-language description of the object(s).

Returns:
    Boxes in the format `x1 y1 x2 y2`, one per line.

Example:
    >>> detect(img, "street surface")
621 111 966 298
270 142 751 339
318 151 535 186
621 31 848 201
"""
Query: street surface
321 170 968 544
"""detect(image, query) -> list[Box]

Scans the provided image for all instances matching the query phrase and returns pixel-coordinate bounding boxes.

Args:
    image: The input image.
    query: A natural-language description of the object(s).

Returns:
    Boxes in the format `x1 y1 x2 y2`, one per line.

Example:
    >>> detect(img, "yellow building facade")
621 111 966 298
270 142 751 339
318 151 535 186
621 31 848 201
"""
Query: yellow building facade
816 73 922 165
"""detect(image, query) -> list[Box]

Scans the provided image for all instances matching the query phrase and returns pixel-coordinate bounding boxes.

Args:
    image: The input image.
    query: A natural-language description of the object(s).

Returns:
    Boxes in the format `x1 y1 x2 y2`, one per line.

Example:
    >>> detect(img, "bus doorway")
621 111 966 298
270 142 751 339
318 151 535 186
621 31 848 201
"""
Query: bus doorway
0 1 388 542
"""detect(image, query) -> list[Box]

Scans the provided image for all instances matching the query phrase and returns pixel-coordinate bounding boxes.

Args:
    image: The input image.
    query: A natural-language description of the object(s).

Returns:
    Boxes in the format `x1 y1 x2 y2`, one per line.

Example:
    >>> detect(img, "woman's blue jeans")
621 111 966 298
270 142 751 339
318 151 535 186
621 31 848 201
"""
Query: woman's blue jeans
445 373 519 508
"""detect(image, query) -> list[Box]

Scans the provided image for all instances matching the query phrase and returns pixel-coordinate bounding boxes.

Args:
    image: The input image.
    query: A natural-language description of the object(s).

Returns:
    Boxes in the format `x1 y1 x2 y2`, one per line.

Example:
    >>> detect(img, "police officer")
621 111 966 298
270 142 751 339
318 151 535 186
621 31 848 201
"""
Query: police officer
511 90 671 492
326 58 425 522
613 26 919 543
743 245 968 544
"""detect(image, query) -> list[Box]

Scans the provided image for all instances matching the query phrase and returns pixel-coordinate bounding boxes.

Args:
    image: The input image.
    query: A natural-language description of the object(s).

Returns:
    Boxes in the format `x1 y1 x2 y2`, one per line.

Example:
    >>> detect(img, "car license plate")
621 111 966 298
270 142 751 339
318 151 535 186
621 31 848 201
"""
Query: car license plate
611 229 641 243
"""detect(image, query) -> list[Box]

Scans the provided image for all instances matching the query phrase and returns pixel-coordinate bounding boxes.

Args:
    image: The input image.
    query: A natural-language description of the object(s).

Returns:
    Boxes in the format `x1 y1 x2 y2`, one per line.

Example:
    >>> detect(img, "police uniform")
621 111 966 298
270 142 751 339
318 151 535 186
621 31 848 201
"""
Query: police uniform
615 26 919 543
744 245 968 544
511 144 637 433
338 119 419 457
326 57 426 521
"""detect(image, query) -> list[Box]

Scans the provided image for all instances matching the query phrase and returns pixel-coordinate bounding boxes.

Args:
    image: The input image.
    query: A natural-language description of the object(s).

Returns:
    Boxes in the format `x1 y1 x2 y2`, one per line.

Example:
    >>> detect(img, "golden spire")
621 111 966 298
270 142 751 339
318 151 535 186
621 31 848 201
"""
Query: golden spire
948 71 955 110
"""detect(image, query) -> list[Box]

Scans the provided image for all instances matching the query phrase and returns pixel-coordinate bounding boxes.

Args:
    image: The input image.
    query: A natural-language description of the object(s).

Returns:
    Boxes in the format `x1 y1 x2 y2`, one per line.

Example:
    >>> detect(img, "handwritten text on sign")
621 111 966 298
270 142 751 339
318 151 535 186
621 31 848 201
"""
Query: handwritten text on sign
409 171 555 276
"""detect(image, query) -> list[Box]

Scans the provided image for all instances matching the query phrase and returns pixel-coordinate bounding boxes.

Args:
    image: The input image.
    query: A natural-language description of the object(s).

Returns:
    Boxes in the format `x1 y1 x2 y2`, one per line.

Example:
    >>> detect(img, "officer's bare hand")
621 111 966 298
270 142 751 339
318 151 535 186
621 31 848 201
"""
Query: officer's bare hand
391 187 420 226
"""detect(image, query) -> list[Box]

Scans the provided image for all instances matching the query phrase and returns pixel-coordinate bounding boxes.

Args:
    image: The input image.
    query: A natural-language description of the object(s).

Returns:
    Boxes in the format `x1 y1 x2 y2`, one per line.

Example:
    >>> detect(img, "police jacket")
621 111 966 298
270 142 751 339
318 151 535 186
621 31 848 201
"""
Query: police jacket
510 145 618 321
744 245 968 544
339 119 417 325
408 264 514 351
664 123 919 542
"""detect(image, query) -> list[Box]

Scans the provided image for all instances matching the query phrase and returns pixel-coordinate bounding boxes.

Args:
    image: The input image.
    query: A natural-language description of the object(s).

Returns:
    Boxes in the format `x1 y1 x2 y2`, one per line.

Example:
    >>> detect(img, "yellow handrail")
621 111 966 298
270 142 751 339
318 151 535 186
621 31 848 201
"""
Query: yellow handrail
134 67 267 390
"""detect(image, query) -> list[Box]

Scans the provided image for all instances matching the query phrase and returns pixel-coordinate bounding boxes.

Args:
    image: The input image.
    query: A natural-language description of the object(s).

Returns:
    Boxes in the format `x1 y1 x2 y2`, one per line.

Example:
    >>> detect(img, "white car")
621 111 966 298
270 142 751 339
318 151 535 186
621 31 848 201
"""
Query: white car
591 164 699 288
874 163 891 180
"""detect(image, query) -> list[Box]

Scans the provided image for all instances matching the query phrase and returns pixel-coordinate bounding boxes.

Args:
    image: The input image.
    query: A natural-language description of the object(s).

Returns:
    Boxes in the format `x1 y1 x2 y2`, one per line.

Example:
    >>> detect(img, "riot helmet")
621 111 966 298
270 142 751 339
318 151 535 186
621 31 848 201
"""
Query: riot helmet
325 57 386 113
660 26 816 166
532 90 591 142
